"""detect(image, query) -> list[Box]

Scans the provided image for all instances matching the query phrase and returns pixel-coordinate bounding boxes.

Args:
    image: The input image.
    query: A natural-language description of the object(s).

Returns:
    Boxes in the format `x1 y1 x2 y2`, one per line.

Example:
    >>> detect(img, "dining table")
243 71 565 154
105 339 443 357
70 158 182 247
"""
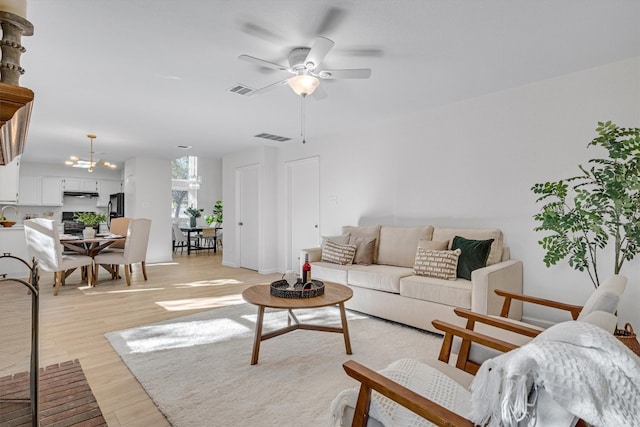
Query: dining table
59 234 125 285
179 226 221 255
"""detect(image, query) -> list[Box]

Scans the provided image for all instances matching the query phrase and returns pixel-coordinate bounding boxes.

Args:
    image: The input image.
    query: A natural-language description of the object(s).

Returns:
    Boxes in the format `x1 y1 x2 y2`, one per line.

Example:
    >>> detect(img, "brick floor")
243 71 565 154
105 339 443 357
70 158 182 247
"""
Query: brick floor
0 360 107 426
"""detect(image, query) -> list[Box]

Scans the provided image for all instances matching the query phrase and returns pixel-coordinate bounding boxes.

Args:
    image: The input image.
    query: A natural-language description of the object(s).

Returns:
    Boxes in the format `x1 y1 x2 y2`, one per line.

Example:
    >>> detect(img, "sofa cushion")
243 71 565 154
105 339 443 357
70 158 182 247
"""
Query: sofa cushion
342 225 381 263
377 226 434 268
321 240 357 265
321 233 350 252
399 275 472 309
451 236 494 280
348 264 414 293
418 239 449 251
432 227 504 265
310 261 351 285
349 235 376 265
413 248 461 281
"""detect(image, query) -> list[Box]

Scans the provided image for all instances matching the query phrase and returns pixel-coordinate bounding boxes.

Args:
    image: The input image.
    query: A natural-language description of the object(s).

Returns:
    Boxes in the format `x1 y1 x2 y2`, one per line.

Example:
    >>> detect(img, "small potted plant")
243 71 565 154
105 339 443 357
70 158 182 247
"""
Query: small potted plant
186 206 204 228
74 211 107 238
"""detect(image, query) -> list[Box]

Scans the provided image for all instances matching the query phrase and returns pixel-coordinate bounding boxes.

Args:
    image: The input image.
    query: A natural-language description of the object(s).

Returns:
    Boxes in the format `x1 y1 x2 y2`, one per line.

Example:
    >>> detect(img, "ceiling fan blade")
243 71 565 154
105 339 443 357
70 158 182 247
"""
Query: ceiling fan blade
239 54 289 72
313 7 348 35
240 22 286 44
304 37 335 70
311 85 327 100
318 69 371 79
248 77 290 96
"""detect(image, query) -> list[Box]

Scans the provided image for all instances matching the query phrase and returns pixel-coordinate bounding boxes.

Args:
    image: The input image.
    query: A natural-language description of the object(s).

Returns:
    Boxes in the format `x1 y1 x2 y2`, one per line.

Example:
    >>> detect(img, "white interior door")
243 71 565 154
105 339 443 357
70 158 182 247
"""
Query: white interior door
287 157 320 271
237 164 259 270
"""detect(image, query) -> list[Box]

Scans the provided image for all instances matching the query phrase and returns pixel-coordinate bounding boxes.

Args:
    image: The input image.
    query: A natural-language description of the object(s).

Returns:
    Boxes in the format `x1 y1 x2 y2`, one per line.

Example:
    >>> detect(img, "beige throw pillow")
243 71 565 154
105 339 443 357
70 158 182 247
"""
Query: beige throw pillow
322 240 357 265
417 239 449 251
413 248 461 280
321 233 350 252
349 235 376 265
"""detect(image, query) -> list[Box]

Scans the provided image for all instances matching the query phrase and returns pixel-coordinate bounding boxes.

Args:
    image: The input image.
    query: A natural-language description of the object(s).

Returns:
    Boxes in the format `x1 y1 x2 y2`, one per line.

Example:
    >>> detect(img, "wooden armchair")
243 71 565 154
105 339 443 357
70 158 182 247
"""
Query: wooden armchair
448 275 627 374
339 308 621 427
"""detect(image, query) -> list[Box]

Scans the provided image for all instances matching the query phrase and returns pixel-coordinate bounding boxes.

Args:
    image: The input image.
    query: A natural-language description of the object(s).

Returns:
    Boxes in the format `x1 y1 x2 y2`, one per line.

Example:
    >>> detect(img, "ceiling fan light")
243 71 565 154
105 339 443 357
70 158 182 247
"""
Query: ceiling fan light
288 75 319 96
65 160 74 165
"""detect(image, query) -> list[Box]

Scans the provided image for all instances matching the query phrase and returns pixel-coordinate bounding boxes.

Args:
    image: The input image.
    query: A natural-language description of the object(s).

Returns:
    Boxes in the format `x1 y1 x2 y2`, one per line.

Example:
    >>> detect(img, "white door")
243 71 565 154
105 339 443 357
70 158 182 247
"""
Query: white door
287 157 320 271
237 164 259 271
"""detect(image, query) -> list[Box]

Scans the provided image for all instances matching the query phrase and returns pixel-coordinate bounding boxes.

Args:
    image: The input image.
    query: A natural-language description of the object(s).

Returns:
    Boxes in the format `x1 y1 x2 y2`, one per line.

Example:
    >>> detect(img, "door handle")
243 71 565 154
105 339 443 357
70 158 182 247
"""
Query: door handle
239 222 243 226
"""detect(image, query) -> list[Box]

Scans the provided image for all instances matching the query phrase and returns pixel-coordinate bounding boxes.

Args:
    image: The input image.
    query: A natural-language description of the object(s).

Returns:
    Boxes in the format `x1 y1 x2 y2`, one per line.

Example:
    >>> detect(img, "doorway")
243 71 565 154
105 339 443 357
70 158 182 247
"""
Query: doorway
286 157 320 271
236 164 260 270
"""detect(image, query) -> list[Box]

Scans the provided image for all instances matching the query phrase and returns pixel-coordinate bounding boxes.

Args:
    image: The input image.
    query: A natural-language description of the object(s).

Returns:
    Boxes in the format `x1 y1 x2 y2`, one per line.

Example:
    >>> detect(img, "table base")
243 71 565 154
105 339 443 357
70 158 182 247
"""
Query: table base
250 303 352 365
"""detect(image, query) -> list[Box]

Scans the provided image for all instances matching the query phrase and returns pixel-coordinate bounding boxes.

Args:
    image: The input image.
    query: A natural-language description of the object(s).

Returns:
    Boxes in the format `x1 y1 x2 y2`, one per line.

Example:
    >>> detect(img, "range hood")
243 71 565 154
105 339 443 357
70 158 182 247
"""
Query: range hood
63 191 99 198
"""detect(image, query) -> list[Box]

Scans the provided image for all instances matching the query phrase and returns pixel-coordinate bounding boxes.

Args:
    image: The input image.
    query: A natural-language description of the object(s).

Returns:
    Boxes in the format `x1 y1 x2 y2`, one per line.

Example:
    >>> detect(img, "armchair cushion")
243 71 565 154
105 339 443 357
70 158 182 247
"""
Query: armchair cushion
330 358 472 427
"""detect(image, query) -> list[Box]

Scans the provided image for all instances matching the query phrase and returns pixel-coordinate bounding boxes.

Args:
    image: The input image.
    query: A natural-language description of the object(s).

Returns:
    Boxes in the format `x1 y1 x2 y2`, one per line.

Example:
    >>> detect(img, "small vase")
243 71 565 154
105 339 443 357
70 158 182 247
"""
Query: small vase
83 226 96 239
190 217 197 228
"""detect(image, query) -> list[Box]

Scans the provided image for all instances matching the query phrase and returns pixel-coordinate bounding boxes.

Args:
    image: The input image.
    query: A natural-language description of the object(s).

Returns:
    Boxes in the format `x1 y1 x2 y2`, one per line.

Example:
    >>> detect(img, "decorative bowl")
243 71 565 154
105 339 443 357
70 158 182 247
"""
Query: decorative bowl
0 220 16 228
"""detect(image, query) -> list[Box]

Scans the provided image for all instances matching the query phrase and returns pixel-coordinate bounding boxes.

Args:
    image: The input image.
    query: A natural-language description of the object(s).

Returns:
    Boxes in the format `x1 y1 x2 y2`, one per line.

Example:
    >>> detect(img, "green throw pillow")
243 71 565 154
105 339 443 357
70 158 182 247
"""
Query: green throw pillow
451 236 494 280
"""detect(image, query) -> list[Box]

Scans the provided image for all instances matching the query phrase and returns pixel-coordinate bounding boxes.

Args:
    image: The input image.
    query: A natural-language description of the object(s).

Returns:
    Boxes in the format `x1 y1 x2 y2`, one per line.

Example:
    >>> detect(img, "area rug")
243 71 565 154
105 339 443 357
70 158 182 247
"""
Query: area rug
106 303 443 426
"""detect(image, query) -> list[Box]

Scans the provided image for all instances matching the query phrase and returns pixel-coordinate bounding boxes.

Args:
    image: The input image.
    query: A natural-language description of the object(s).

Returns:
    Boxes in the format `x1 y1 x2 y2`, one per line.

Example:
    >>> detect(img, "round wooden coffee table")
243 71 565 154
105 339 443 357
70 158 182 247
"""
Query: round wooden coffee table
242 281 353 365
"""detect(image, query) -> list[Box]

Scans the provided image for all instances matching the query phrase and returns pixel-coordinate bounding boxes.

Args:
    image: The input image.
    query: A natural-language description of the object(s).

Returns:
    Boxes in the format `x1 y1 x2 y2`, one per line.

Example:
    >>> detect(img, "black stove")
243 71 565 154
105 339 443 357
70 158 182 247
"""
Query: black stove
62 212 85 236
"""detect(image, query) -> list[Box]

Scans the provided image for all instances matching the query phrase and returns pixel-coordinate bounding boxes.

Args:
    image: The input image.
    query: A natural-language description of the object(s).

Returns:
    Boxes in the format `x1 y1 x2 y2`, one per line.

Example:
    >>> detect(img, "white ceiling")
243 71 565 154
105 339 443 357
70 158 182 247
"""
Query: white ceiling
16 0 640 167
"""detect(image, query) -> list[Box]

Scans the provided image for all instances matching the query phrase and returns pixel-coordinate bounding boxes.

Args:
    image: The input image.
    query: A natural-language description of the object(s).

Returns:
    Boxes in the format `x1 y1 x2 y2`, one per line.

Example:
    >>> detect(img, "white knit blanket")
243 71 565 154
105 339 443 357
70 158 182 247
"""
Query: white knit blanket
329 358 471 427
470 320 640 427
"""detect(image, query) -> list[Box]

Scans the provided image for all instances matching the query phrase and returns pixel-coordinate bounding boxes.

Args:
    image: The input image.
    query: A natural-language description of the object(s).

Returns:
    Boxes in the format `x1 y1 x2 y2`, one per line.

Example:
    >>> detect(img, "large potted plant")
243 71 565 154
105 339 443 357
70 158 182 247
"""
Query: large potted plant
205 200 223 226
532 121 640 288
74 211 107 239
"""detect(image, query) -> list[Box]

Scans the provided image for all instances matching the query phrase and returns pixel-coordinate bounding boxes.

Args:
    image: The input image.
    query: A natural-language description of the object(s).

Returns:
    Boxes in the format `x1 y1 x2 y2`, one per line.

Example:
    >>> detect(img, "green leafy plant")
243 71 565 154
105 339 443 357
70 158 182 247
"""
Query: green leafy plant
186 206 204 218
74 211 107 227
532 121 640 288
205 200 223 225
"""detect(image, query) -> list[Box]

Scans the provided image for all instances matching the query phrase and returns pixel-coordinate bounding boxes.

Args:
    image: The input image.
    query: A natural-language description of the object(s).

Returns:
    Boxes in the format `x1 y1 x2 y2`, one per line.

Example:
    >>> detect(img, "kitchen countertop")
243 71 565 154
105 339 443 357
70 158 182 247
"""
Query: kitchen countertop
0 224 24 230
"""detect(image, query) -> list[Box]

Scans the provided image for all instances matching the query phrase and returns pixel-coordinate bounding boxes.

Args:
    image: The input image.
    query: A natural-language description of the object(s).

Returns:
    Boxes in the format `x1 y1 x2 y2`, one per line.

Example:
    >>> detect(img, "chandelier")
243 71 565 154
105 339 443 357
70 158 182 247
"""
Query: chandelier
65 134 116 172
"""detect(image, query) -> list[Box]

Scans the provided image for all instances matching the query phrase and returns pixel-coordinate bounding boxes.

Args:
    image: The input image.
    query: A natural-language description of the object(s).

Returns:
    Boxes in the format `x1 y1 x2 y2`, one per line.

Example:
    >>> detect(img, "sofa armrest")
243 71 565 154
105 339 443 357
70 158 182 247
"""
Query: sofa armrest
300 247 322 263
470 259 523 320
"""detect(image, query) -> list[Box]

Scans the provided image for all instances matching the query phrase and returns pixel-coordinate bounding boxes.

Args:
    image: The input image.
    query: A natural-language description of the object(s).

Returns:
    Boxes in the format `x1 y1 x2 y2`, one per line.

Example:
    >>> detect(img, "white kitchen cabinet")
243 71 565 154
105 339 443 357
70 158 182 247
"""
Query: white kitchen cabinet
17 175 41 205
0 157 20 203
41 177 64 206
0 227 29 277
97 179 122 207
63 177 97 192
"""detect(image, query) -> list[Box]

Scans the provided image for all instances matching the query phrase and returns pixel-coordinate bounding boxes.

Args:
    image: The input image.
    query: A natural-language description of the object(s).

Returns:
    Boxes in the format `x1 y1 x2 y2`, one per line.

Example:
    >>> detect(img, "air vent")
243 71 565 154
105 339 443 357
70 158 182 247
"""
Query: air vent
254 133 291 142
229 84 255 96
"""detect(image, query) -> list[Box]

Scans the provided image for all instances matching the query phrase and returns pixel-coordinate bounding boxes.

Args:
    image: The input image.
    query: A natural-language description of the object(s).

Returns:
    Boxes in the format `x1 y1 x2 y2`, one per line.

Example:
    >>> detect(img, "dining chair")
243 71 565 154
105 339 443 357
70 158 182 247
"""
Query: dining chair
172 223 196 254
24 218 94 296
200 227 217 252
107 216 131 251
93 218 151 286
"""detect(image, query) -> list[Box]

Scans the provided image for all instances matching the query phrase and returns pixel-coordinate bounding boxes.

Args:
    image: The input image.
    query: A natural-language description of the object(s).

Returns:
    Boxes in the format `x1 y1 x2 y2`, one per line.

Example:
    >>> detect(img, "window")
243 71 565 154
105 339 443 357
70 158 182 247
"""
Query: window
171 156 198 219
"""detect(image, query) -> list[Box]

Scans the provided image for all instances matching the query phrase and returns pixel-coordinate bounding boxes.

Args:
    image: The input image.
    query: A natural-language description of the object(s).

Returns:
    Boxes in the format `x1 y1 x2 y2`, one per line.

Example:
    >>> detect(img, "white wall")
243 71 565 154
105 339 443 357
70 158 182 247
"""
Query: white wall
225 56 640 327
124 157 172 263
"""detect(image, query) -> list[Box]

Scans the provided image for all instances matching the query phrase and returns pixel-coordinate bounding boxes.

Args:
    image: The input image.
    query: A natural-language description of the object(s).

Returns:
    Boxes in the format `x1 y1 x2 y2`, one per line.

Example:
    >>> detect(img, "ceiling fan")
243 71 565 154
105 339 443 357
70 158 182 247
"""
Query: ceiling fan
239 36 372 99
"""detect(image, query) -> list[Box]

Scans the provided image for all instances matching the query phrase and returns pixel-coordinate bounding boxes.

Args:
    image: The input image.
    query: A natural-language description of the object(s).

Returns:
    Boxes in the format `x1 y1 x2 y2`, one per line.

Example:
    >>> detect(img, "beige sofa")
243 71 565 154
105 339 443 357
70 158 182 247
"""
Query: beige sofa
301 225 522 334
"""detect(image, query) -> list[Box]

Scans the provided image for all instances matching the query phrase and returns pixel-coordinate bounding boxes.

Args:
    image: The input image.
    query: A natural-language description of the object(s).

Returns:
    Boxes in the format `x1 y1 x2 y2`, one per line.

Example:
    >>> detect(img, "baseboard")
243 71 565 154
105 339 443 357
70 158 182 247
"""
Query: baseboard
259 268 279 275
222 260 238 268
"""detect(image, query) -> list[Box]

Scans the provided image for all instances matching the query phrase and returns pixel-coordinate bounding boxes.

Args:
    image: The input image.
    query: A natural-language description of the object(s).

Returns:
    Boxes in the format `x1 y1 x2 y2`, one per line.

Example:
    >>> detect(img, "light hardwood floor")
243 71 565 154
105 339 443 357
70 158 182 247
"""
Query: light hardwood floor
0 252 281 426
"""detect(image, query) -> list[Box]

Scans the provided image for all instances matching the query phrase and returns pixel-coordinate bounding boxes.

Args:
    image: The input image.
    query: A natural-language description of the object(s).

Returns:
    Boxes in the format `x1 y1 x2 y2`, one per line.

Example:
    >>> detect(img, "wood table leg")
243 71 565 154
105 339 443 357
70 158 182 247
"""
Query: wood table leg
251 305 265 365
339 302 352 355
